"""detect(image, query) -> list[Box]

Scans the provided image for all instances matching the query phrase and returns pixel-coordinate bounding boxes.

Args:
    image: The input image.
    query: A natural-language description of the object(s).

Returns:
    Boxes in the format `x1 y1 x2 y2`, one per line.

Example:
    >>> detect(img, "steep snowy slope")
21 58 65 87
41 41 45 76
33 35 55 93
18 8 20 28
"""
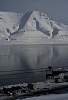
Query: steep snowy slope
22 10 53 38
0 12 23 39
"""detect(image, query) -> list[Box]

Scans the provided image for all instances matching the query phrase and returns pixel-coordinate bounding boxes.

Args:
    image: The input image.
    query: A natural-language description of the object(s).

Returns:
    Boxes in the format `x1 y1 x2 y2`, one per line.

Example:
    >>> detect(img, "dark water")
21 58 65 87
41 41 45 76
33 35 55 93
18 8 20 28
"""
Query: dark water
0 44 68 86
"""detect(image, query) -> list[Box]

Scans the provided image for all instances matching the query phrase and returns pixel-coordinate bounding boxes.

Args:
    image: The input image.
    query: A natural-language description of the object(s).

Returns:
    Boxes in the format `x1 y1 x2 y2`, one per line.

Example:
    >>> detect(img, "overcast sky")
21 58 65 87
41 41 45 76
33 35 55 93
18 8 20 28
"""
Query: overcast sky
0 0 68 24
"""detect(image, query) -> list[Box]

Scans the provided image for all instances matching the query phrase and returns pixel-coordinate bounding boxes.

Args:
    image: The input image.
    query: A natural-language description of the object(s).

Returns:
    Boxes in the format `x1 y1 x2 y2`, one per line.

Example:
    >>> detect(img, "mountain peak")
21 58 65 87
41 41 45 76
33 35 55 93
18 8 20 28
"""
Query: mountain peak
22 10 53 38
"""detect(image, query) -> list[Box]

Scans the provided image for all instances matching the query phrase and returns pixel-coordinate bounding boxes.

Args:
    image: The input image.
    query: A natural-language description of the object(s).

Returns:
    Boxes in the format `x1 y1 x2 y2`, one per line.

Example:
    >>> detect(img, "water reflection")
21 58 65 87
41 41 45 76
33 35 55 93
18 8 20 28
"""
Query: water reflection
0 44 68 85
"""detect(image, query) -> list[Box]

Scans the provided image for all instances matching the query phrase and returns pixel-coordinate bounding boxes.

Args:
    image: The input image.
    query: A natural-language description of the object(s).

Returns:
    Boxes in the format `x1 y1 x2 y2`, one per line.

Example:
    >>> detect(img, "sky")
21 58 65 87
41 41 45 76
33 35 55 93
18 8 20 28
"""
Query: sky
0 0 68 24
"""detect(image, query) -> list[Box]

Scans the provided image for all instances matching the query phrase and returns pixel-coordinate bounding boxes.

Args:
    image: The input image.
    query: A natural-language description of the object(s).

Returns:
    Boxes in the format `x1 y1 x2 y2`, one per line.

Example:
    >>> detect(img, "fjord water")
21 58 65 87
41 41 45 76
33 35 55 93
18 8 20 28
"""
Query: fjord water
0 44 68 86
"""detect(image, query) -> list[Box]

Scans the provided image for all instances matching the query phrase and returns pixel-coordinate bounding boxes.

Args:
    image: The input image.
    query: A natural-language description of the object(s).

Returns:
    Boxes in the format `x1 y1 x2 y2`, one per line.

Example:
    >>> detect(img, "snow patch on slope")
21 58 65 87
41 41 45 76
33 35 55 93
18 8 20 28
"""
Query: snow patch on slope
22 94 68 100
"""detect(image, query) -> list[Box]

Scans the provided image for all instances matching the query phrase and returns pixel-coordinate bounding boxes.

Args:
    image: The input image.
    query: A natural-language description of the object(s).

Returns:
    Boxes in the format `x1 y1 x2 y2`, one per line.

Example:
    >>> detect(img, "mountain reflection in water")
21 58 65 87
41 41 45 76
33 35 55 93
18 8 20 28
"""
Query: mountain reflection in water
0 44 68 85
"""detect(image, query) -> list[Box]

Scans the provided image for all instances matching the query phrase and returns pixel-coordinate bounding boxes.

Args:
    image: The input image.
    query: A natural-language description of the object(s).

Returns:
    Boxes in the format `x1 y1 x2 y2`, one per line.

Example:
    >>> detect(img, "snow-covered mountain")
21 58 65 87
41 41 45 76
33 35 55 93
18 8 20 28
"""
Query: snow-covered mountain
22 10 68 39
0 10 68 40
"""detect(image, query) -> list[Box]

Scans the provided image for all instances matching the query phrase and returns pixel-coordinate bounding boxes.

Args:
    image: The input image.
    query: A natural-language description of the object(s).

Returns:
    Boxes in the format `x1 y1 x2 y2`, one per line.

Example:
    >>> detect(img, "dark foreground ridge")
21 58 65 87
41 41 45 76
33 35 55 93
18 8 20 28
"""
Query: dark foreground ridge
0 67 68 100
0 82 68 100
